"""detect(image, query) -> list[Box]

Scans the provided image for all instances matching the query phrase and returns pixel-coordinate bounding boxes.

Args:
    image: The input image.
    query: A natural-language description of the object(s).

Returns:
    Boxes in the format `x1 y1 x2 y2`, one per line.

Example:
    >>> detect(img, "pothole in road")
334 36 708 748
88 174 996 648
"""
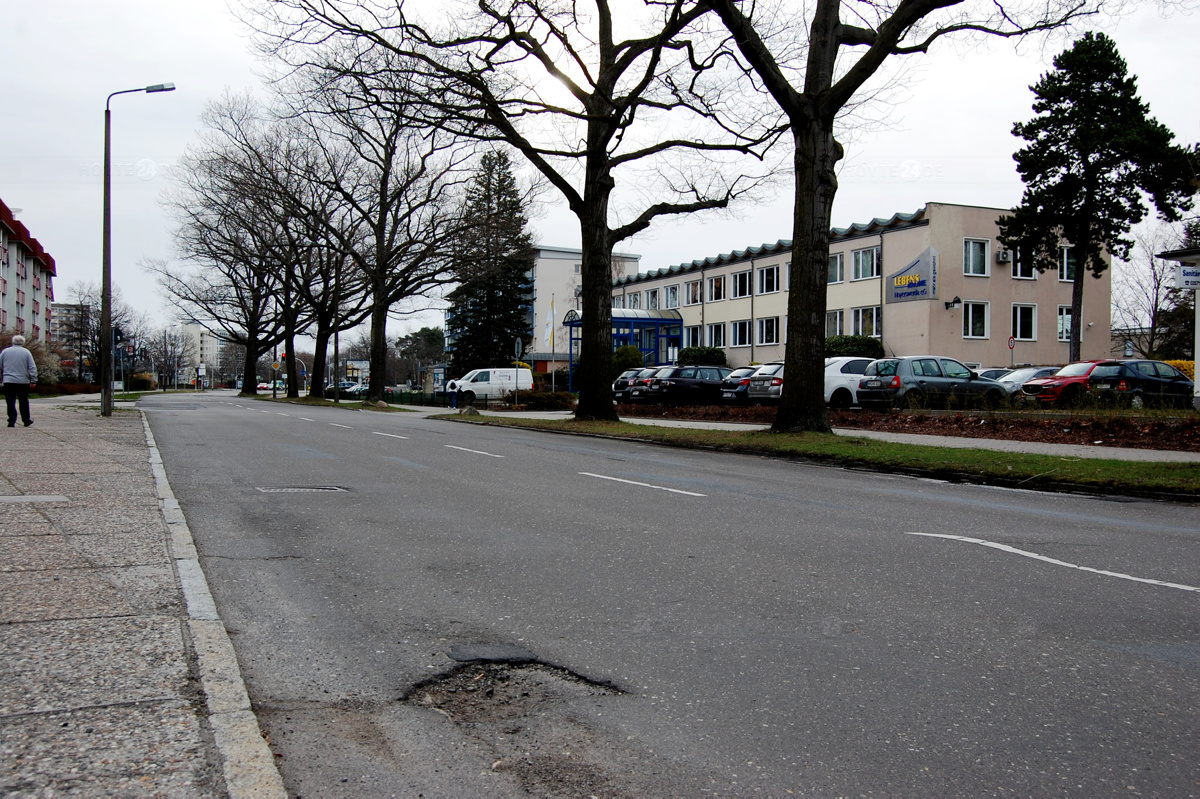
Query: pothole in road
402 650 632 797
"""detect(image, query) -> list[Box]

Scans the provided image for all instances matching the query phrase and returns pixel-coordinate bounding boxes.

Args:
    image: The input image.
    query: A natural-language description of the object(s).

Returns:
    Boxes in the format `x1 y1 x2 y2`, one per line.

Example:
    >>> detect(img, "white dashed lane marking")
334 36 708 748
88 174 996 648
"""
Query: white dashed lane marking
579 472 706 497
373 432 409 440
906 532 1200 593
445 445 504 458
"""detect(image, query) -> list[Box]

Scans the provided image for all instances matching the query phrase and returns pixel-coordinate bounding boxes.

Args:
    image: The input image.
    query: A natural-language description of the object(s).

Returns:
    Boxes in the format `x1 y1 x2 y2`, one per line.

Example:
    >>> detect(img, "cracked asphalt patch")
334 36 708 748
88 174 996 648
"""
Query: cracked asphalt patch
405 662 636 797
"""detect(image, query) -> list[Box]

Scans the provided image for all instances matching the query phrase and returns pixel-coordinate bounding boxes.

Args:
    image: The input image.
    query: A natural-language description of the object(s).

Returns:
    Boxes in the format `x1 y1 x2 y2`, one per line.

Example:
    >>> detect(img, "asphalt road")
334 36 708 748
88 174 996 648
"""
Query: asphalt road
143 391 1200 797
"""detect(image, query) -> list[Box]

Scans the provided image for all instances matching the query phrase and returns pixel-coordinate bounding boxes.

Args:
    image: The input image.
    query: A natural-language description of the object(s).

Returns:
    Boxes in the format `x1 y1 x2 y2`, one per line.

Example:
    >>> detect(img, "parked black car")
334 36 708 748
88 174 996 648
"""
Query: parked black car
611 369 643 402
719 366 760 403
857 356 1006 409
614 367 660 402
644 365 732 403
627 366 675 401
1086 360 1195 409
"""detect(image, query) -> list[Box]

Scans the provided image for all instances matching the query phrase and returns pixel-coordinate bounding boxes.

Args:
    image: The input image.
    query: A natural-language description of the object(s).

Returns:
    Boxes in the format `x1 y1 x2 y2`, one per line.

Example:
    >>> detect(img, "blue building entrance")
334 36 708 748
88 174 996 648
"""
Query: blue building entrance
562 308 683 391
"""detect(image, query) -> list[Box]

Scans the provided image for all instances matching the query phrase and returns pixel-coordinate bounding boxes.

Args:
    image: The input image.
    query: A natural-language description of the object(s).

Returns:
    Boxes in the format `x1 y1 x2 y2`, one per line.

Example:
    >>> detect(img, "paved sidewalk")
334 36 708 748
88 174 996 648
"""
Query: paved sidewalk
0 405 283 797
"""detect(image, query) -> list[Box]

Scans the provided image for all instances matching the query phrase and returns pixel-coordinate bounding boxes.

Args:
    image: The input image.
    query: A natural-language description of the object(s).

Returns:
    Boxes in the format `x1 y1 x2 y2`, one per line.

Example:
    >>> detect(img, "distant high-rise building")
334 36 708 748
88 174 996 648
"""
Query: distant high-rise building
180 321 225 387
50 302 90 380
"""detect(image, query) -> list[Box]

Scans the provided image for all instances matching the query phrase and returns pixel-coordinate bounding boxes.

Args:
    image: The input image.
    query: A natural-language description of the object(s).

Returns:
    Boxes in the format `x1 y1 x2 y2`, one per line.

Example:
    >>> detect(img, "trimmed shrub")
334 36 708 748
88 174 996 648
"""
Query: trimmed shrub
612 345 644 377
508 390 575 410
825 335 885 359
35 383 99 397
1166 360 1194 380
677 346 727 366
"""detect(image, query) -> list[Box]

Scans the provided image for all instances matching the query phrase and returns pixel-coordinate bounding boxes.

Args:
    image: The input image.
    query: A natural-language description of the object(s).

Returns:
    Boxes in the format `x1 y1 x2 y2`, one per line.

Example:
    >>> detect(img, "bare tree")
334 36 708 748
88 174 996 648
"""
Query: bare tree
281 57 473 403
219 341 248 388
253 0 786 419
278 140 370 398
61 281 141 387
154 95 304 396
1113 221 1191 358
143 325 198 390
251 116 372 399
706 0 1116 432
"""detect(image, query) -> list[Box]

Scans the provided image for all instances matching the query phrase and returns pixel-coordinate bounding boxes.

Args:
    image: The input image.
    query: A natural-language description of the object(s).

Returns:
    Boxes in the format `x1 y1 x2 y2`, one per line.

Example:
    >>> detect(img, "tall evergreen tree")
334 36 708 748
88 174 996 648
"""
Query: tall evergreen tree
998 32 1196 362
447 151 535 376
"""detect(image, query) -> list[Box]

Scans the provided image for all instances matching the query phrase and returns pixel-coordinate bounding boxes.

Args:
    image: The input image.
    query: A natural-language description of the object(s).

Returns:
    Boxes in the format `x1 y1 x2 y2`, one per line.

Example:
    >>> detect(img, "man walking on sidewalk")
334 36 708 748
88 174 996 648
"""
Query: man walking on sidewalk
0 334 37 427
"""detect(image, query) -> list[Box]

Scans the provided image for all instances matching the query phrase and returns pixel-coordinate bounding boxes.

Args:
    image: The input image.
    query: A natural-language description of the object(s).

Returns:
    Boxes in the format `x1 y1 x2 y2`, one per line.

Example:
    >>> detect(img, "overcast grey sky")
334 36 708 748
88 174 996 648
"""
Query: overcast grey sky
1 1 1196 331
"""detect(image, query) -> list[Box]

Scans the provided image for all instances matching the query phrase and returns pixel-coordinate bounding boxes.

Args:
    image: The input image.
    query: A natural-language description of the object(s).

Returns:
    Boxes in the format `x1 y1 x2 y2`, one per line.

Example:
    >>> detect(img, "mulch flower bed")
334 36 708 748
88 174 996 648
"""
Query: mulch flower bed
615 403 1200 453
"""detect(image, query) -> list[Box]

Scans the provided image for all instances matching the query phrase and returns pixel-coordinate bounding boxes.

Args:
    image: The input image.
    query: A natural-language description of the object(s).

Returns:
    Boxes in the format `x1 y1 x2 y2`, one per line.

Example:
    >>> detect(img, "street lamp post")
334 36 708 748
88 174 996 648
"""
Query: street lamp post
101 82 175 416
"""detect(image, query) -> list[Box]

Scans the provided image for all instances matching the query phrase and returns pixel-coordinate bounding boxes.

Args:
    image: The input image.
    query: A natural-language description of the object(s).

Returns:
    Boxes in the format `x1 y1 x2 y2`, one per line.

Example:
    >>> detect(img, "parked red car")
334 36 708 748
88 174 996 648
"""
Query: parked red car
1019 360 1105 407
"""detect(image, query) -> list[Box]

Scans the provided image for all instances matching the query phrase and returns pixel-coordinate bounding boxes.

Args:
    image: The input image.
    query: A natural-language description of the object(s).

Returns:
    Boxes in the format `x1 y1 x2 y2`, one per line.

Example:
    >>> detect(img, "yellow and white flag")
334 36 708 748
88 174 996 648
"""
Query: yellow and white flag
543 299 555 348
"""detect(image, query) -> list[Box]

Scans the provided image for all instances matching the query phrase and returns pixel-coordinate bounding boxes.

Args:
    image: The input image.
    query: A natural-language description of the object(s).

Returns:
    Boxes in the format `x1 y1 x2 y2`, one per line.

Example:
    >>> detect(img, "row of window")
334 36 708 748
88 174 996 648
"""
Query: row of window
827 248 880 283
616 264 785 310
2 241 47 283
683 317 785 348
684 305 889 349
828 243 1078 284
823 302 1076 342
824 307 883 338
962 302 1075 342
619 242 1082 311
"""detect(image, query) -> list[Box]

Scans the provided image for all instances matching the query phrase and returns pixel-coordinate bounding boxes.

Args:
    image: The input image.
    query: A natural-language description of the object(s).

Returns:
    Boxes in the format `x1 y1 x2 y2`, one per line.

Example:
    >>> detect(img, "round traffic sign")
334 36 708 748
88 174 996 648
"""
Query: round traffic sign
1007 336 1016 350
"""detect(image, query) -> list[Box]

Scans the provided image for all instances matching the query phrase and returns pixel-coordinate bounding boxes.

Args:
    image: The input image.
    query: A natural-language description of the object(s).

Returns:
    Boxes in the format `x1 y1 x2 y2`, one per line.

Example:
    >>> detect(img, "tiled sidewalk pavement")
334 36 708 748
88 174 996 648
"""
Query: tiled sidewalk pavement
0 407 280 796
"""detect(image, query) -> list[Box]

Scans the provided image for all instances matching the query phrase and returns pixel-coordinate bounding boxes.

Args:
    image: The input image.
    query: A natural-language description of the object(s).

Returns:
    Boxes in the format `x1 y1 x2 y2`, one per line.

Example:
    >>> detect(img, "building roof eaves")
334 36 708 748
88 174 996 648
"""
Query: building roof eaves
614 206 935 287
0 197 58 276
536 245 641 260
1157 247 1200 264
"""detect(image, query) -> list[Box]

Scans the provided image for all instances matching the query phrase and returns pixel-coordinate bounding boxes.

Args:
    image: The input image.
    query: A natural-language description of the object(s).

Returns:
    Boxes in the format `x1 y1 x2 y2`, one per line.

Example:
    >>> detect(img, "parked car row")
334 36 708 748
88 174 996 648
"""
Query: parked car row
614 357 877 407
1010 359 1193 409
613 357 1195 411
611 365 735 403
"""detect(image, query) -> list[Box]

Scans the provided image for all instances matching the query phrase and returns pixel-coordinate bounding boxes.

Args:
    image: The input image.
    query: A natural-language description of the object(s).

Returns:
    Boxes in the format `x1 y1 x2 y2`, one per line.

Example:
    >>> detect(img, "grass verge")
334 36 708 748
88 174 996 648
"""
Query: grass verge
441 415 1200 499
252 394 418 412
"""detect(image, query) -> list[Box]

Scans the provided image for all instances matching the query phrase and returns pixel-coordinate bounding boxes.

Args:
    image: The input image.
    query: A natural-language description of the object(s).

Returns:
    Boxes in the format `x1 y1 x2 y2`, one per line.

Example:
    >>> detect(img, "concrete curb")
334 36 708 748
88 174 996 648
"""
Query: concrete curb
141 412 287 798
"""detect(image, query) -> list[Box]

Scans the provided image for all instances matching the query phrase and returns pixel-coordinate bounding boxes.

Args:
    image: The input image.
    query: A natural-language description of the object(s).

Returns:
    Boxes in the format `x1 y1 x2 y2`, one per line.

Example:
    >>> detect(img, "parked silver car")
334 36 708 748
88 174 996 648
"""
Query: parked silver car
995 365 1061 405
747 362 785 403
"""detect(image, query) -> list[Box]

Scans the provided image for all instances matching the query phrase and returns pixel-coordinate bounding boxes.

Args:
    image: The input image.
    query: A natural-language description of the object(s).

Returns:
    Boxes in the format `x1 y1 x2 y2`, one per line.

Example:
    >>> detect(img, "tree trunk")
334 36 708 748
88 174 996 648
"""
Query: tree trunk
284 335 299 398
310 323 331 399
573 192 618 421
368 281 389 403
241 331 260 396
774 123 841 433
1070 259 1085 363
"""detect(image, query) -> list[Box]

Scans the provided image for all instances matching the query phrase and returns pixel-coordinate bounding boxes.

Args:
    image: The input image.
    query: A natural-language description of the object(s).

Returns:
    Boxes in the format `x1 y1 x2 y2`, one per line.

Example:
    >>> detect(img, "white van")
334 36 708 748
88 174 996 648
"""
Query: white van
446 368 533 401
